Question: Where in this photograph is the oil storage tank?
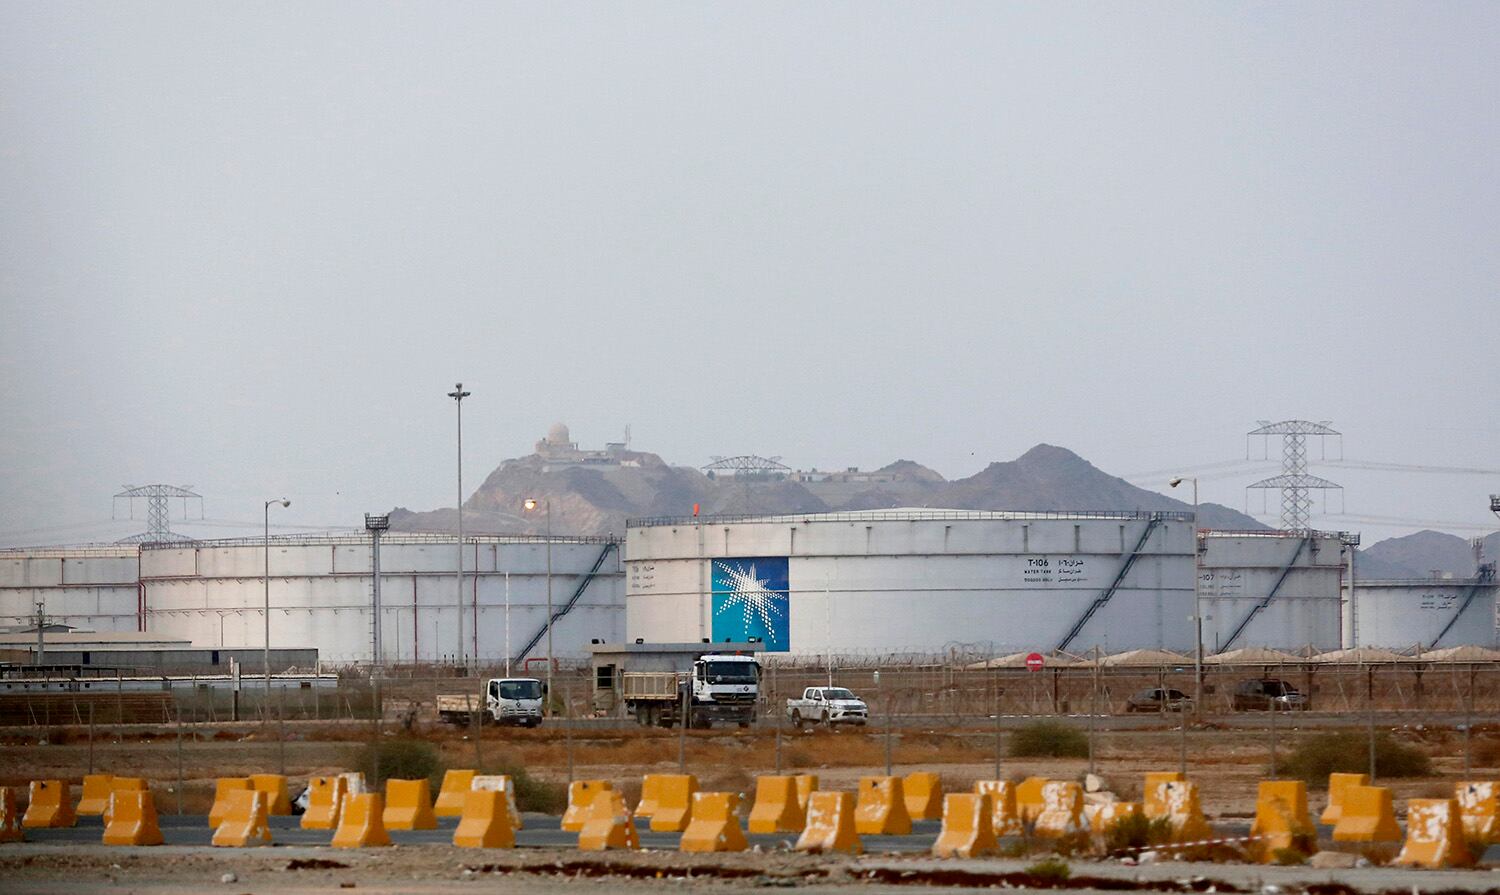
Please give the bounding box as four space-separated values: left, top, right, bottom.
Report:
0 546 141 634
139 533 623 664
1197 530 1348 654
625 508 1196 657
1354 567 1498 649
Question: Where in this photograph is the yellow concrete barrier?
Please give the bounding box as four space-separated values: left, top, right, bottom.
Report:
1015 776 1049 823
1320 772 1368 826
1394 798 1473 869
102 790 164 846
748 775 805 834
1034 781 1086 838
22 780 75 829
1091 801 1141 837
382 778 438 830
0 787 24 843
1331 785 1401 843
433 769 475 818
338 772 368 797
794 774 818 814
681 792 748 853
562 780 612 832
855 776 911 836
795 790 862 855
331 793 392 848
453 789 515 849
102 778 148 825
248 774 291 816
472 775 523 831
973 781 1022 837
933 792 997 858
1143 771 1186 820
903 772 943 821
211 789 271 847
1160 780 1212 843
1455 781 1498 844
76 775 114 816
301 775 347 830
635 774 663 819
648 774 698 833
1249 780 1315 861
208 778 253 829
578 789 639 851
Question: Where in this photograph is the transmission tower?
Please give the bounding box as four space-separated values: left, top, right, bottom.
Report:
113 484 203 544
1491 494 1499 520
1245 420 1342 531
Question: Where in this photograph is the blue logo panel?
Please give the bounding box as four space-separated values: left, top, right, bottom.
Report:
711 557 790 651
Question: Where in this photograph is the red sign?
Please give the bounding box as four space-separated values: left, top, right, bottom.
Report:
1025 652 1045 672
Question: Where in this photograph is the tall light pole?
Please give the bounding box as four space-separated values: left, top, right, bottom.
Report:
524 497 553 714
264 498 291 694
1169 477 1202 712
448 383 470 668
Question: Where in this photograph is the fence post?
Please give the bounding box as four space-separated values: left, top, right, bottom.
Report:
677 682 688 773
993 668 1002 781
1268 697 1279 778
176 708 185 815
87 701 95 775
565 676 575 784
277 685 287 775
1367 666 1377 782
773 662 782 774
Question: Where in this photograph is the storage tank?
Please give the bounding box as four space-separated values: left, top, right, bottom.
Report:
625 508 1196 657
0 546 141 633
139 533 623 664
1197 531 1347 653
1354 569 1498 649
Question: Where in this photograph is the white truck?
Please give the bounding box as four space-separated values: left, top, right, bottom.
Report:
786 686 868 727
590 642 764 729
437 677 545 727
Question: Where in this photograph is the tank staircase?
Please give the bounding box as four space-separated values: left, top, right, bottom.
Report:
512 541 618 667
1056 515 1163 653
1429 561 1496 649
1219 533 1312 651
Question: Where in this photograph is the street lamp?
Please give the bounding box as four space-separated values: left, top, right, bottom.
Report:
264 498 291 698
524 497 553 714
1168 477 1202 713
448 383 471 667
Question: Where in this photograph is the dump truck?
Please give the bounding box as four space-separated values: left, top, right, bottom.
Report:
437 677 545 727
589 641 765 729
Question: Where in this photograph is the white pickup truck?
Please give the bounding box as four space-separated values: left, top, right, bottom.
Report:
786 686 868 727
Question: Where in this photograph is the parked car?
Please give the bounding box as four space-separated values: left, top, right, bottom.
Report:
787 687 868 727
1125 687 1194 712
1232 678 1310 711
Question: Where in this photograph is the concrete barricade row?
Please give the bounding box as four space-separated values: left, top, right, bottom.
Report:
1395 798 1472 869
1034 781 1086 838
434 770 476 818
648 774 697 833
383 779 437 831
902 772 943 821
1331 785 1401 844
1320 772 1368 826
249 774 291 816
854 776 911 836
578 790 638 851
102 790 164 846
973 780 1022 837
562 781 611 833
76 775 114 817
1455 781 1498 844
208 778 253 830
748 775 805 834
472 775 523 831
301 776 347 831
1248 780 1314 862
680 792 747 853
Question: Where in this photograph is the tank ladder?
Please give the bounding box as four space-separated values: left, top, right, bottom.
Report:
512 541 618 666
1219 533 1312 651
1428 562 1496 649
1056 515 1164 653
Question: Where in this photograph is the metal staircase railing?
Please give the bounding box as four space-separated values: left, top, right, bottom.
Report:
1429 562 1496 649
513 542 617 666
1056 515 1163 652
1220 533 1311 651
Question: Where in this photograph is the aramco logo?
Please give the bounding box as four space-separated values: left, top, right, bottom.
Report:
710 557 789 651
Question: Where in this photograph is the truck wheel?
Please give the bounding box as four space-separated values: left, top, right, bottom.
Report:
791 711 803 729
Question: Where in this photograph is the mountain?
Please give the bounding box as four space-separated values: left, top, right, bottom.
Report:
1358 530 1500 579
388 432 1268 536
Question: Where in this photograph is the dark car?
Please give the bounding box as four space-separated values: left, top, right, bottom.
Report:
1125 687 1194 713
1232 678 1309 711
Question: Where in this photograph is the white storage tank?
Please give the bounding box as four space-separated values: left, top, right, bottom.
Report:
139 533 624 664
625 508 1197 657
1198 531 1348 654
0 546 141 633
1354 570 1498 649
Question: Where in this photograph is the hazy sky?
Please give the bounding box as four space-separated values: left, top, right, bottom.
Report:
2 2 1497 547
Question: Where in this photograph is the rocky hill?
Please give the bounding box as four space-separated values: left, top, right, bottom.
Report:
389 438 1264 536
1358 529 1500 579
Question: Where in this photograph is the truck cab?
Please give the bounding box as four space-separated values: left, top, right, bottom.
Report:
487 677 544 727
